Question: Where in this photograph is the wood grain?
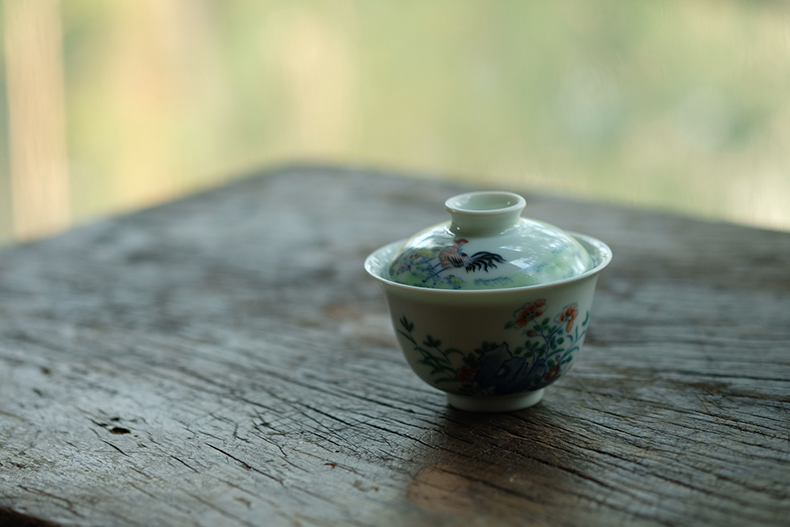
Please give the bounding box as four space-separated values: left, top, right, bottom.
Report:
1 165 788 526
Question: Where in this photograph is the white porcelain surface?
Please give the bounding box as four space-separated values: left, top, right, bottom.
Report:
446 389 545 413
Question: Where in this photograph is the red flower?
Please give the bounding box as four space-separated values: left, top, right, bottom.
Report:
527 330 537 337
545 363 561 381
456 365 478 384
515 300 547 327
557 304 578 332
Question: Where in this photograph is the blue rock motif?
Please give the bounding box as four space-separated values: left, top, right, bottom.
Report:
473 344 547 395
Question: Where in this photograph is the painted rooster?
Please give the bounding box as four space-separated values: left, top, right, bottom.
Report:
438 239 505 273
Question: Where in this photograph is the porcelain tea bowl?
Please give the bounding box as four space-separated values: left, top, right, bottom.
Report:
364 191 612 413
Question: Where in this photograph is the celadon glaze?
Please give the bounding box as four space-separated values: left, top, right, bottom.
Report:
386 191 593 290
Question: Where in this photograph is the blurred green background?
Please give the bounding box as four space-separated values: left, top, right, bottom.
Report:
1 0 789 243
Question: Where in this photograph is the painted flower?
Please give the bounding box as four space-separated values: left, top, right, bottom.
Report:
515 300 547 328
557 303 578 332
527 330 537 337
545 363 561 381
456 365 478 384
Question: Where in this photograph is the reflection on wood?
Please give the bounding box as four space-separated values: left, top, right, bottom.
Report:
3 0 70 240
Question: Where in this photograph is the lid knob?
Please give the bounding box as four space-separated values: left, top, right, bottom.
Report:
445 191 526 236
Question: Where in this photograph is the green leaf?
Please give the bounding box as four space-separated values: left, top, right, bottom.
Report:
417 357 435 368
399 316 414 333
504 321 515 330
542 318 550 326
423 336 441 348
557 338 564 345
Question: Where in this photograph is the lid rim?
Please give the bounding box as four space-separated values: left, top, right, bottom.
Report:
366 232 613 295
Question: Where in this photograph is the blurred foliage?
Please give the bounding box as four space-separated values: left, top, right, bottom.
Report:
1 0 789 243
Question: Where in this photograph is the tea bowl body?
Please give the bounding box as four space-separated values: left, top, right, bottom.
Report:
365 233 611 412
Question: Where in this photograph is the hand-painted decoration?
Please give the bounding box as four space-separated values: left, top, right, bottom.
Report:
397 299 589 396
438 239 505 272
388 239 507 289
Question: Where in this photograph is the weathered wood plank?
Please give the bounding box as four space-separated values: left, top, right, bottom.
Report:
1 165 789 526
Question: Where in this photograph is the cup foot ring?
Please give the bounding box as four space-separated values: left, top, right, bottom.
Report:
446 389 545 413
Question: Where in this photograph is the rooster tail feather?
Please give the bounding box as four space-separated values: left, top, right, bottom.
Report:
464 251 505 273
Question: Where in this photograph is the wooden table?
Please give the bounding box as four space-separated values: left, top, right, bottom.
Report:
1 166 789 527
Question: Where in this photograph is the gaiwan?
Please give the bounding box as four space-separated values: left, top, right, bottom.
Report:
365 191 612 412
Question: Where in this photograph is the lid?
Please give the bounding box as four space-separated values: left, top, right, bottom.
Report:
386 191 594 290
